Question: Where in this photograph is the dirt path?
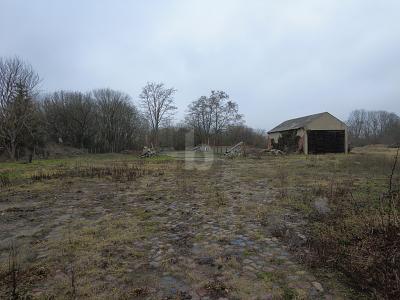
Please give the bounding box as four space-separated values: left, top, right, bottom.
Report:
0 158 353 299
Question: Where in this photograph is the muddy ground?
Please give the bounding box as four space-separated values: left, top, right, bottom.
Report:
0 153 364 299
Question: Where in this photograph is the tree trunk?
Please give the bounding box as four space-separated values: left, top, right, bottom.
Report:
8 139 17 161
153 129 159 149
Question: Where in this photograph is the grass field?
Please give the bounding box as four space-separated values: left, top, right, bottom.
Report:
0 146 399 299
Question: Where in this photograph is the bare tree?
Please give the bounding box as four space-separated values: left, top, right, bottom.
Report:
139 82 177 147
43 91 96 149
186 90 243 145
0 57 40 159
43 89 148 152
93 88 143 152
348 109 400 146
209 91 243 142
347 109 367 140
66 92 96 149
42 91 70 144
186 96 213 144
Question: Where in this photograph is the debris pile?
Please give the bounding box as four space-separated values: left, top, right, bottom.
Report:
224 142 244 158
192 144 210 152
140 146 157 158
264 149 286 156
389 143 400 148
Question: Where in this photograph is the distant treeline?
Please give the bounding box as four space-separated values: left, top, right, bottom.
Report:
0 57 265 160
2 57 398 160
347 109 400 146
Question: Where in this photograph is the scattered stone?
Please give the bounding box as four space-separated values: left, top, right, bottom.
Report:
314 197 331 215
243 265 256 272
287 275 299 281
3 158 349 299
288 231 307 247
54 269 68 281
243 258 253 264
196 287 208 297
195 256 215 266
312 281 324 292
149 261 160 268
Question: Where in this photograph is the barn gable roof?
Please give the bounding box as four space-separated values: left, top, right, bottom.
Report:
268 112 330 133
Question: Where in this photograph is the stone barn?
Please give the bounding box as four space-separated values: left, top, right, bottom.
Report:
267 112 348 154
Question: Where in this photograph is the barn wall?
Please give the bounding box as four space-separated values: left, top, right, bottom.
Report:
267 129 306 153
306 113 347 130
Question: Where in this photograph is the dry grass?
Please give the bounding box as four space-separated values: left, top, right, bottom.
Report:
1 147 398 298
31 163 159 182
0 173 11 187
265 147 400 298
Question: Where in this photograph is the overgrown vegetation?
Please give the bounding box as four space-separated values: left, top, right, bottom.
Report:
1 146 399 298
272 146 400 298
0 153 173 185
30 163 159 182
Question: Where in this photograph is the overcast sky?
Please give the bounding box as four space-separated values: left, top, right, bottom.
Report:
1 0 399 129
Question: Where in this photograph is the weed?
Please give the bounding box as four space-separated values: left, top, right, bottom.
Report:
215 190 228 207
258 271 278 282
282 285 298 300
204 186 228 208
0 173 11 187
132 287 149 297
204 278 230 298
65 222 78 299
276 168 289 198
8 241 19 300
31 163 156 182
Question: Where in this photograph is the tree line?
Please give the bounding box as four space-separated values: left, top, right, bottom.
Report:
0 57 265 160
347 109 400 146
2 56 398 160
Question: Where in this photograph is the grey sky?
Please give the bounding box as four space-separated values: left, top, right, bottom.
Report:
1 0 399 130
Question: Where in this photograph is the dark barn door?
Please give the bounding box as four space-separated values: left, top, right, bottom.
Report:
307 130 345 154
